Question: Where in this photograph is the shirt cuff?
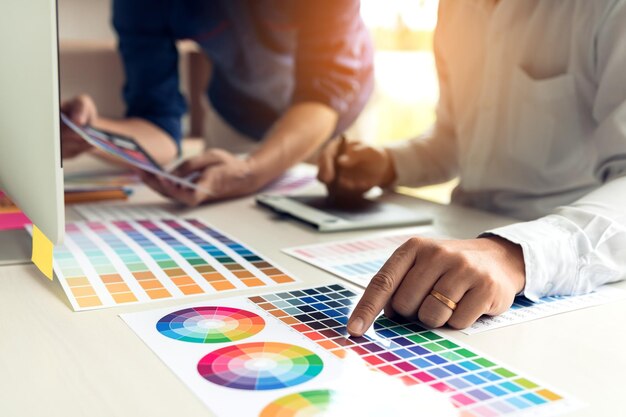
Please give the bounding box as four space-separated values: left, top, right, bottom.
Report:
386 141 428 187
480 216 581 301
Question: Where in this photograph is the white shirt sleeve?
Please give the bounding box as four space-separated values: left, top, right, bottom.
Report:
485 177 626 300
485 4 626 300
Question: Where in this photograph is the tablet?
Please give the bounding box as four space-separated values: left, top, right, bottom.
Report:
256 194 432 232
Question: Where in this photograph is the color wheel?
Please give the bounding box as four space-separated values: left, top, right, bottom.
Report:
260 390 336 417
156 307 264 343
197 342 323 390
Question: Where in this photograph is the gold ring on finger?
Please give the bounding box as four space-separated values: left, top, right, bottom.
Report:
430 289 458 311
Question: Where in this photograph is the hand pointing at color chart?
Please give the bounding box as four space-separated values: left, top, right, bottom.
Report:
346 236 527 336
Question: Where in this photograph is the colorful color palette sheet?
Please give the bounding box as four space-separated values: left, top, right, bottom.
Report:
121 284 578 417
53 218 296 310
283 229 439 287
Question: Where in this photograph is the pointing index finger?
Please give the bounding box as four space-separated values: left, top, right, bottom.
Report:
347 238 419 337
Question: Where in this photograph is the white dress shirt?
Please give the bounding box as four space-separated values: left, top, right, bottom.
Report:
388 0 626 300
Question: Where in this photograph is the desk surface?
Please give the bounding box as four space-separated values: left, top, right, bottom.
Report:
0 184 623 417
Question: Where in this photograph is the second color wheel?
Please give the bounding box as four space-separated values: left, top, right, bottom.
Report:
198 342 323 390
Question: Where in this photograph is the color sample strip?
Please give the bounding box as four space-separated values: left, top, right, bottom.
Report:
283 230 438 287
66 223 137 304
188 219 295 285
197 342 323 390
163 219 259 289
136 219 232 293
112 220 176 299
51 219 297 311
54 224 102 308
248 284 570 417
260 390 335 417
86 221 170 300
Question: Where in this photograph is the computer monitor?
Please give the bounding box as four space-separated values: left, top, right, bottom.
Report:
0 0 64 265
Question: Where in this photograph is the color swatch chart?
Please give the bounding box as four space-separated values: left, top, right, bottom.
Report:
122 284 577 417
464 285 626 334
284 229 439 287
53 218 296 310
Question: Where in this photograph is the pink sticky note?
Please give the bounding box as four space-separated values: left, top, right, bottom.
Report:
0 190 32 230
0 212 31 231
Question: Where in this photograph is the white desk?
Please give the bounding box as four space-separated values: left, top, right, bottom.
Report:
0 185 623 417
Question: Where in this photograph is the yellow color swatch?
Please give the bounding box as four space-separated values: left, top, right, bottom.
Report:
32 225 54 280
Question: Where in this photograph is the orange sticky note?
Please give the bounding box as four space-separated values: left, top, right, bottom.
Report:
32 225 54 280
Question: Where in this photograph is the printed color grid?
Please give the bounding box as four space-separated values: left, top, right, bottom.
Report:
52 219 296 311
248 284 574 417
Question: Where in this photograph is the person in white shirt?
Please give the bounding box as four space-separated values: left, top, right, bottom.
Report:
317 0 626 336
